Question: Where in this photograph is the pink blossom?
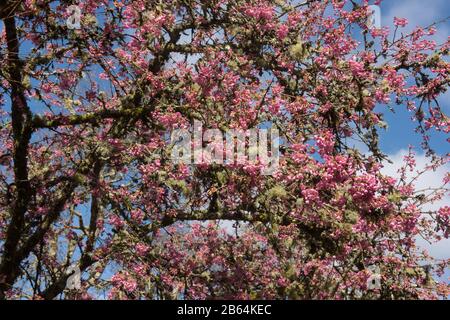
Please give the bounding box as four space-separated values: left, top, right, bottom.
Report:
302 188 320 205
394 17 408 27
135 243 150 256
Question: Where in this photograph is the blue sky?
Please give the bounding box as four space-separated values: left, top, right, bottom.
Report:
376 0 449 155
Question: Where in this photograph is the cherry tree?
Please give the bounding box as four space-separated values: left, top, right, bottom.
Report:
0 0 449 299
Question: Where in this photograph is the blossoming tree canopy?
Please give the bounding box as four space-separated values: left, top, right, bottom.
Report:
0 0 449 299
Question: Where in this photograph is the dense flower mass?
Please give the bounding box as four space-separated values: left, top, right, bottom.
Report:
0 0 448 300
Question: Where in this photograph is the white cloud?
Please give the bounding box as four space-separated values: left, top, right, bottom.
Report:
382 150 450 260
382 150 449 209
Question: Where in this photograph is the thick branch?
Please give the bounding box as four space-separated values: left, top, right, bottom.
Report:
0 13 33 299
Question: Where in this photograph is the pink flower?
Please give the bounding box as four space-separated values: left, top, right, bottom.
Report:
348 58 366 77
277 25 289 39
302 188 320 204
111 272 138 294
109 215 124 229
244 6 274 20
394 17 408 27
135 243 150 256
315 130 335 156
131 209 144 223
122 279 137 293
